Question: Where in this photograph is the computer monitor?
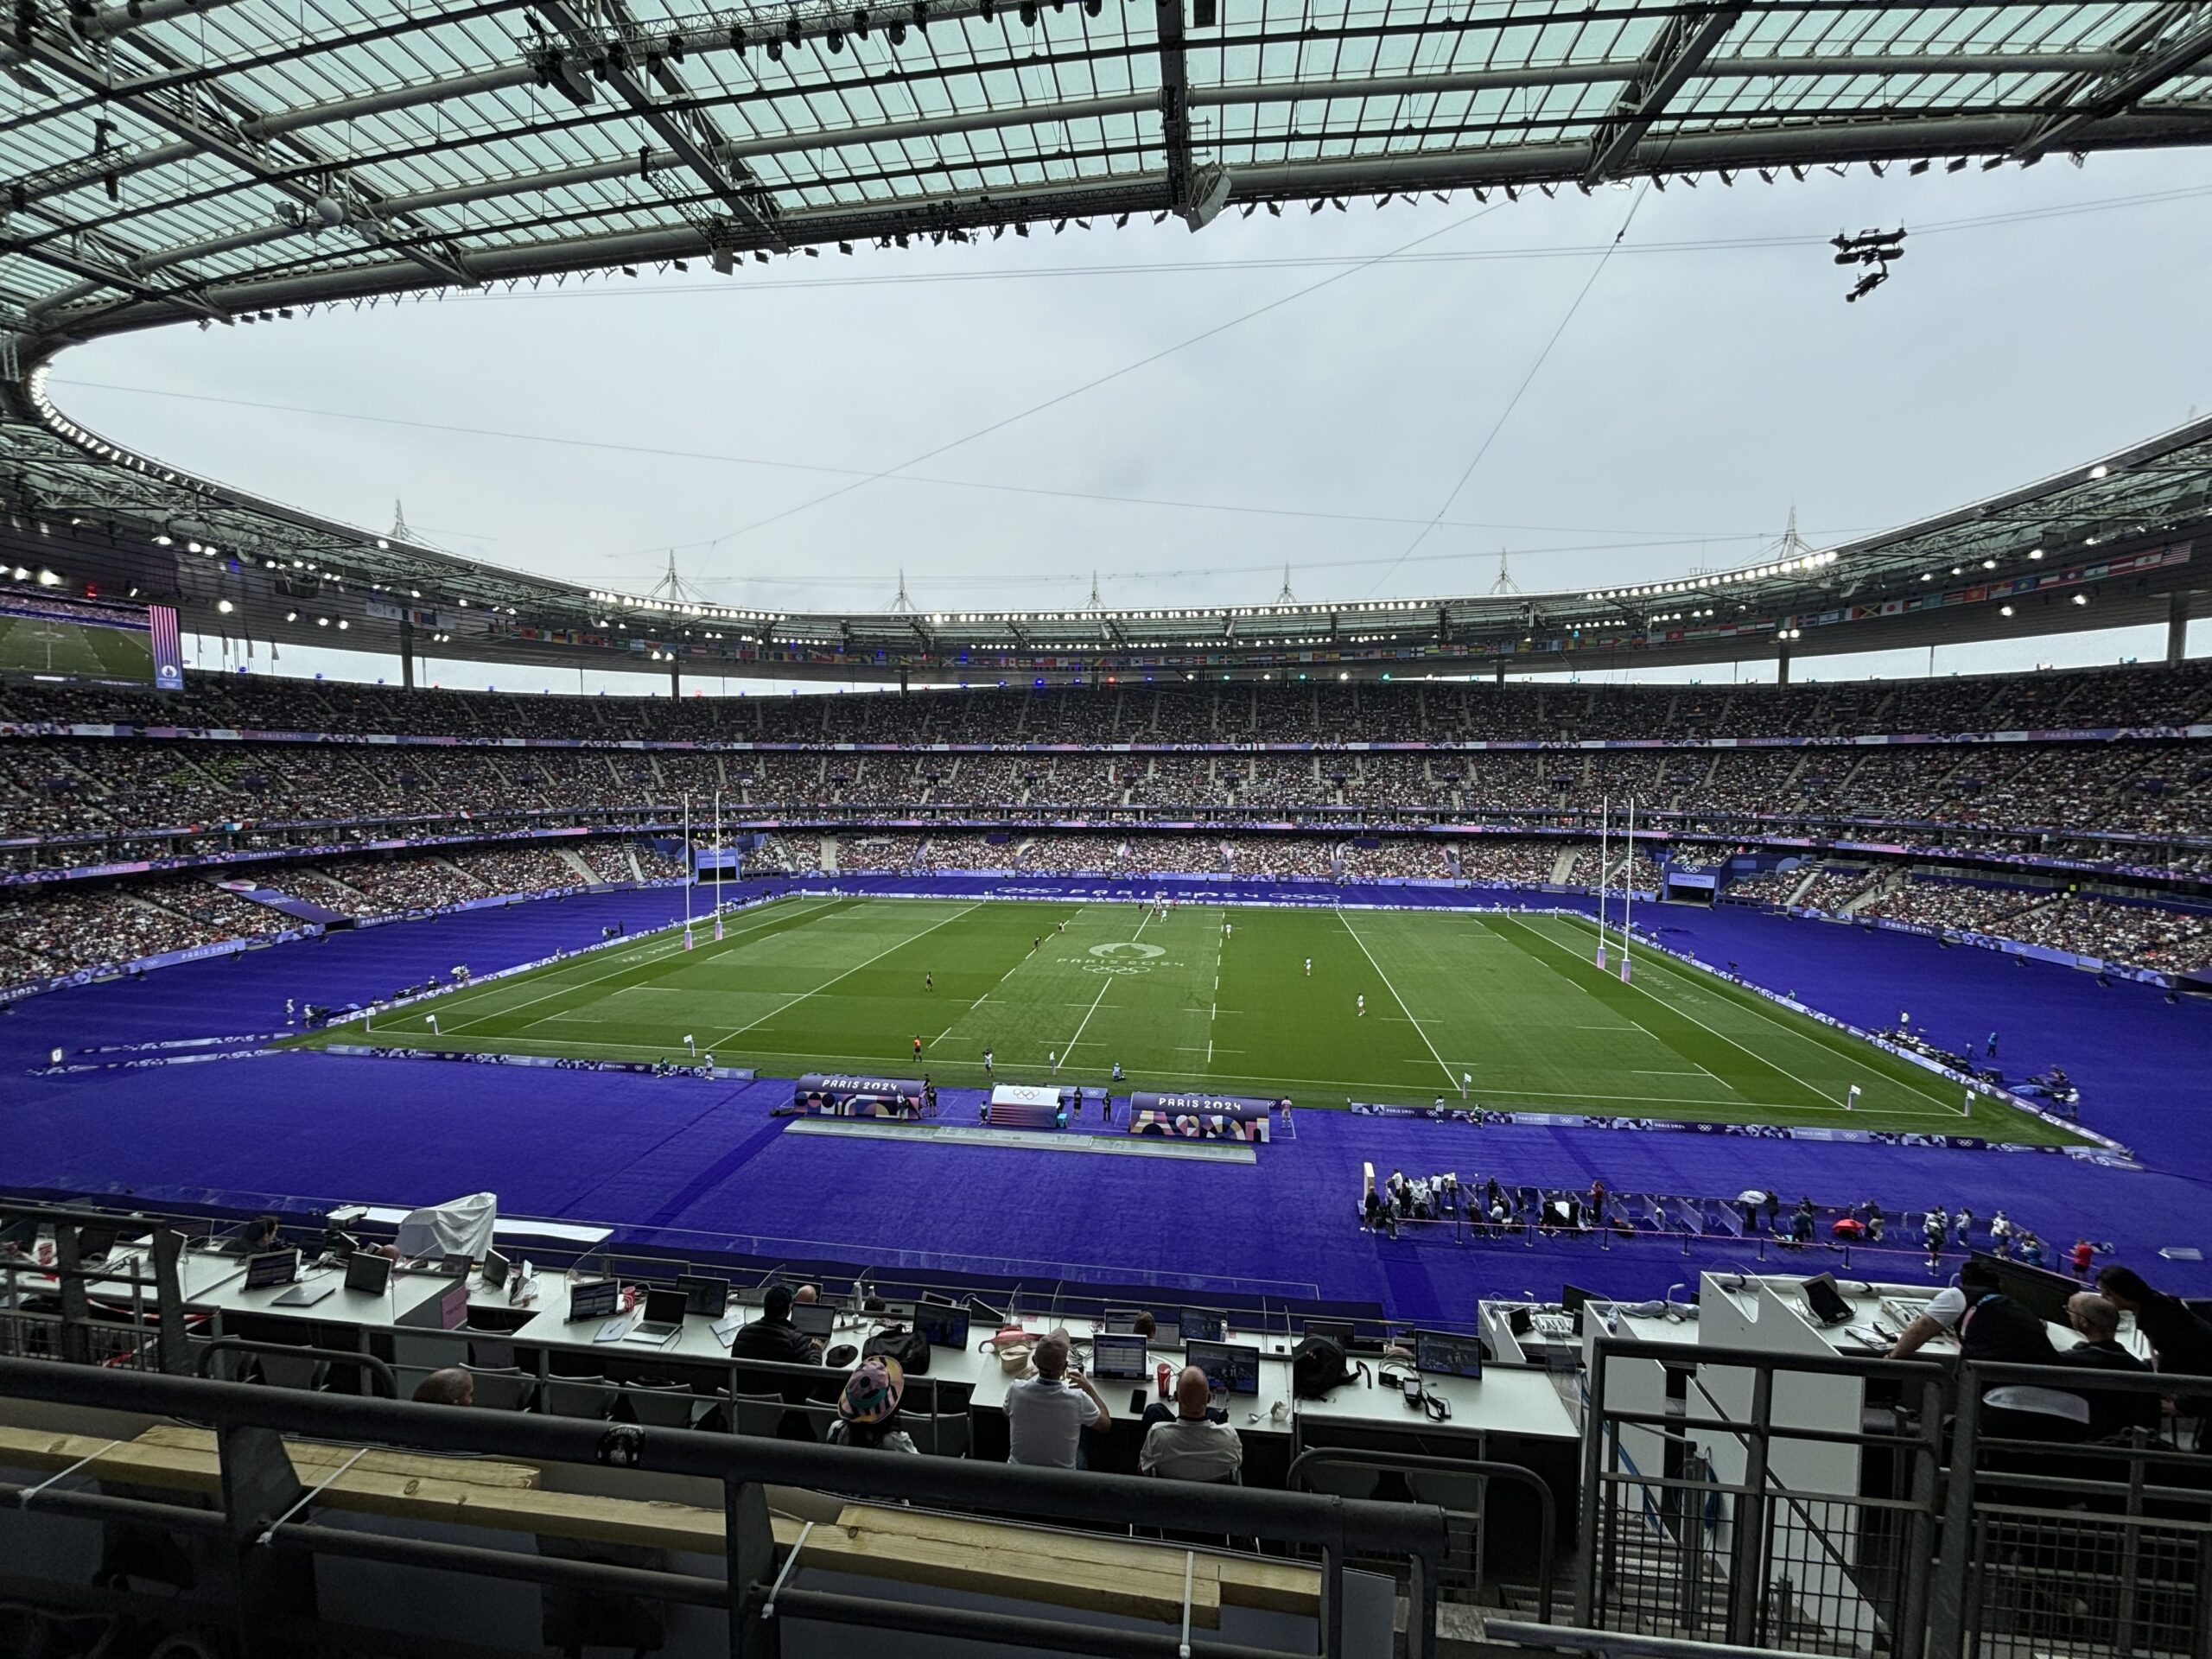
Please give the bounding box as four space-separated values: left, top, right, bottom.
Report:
792 1302 836 1338
679 1274 729 1317
344 1253 392 1296
1102 1308 1147 1336
75 1225 118 1264
1560 1284 1597 1314
1413 1330 1484 1380
245 1249 300 1290
920 1290 954 1307
1186 1339 1261 1396
568 1279 622 1322
482 1250 511 1291
1802 1274 1854 1327
916 1305 970 1349
0 1217 35 1255
1974 1254 2079 1329
1178 1309 1226 1344
642 1287 688 1328
1302 1319 1354 1348
1090 1332 1149 1379
438 1252 474 1278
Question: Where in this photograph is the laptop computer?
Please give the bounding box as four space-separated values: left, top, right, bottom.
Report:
1102 1307 1147 1336
917 1305 970 1349
272 1280 337 1308
1413 1329 1484 1380
567 1279 623 1322
792 1302 836 1339
1178 1309 1226 1344
1186 1339 1261 1396
1090 1332 1149 1380
482 1249 512 1292
344 1253 392 1296
245 1249 301 1291
679 1274 729 1317
627 1287 688 1344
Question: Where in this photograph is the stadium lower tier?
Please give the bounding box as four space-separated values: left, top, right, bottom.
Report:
3 831 2208 997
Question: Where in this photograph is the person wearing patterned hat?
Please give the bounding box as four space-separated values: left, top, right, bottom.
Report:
827 1357 918 1453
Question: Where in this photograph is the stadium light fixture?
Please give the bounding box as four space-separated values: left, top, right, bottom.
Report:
2029 548 2044 559
217 599 234 613
337 620 349 631
2000 604 2014 617
2074 593 2089 605
317 616 329 626
285 610 298 622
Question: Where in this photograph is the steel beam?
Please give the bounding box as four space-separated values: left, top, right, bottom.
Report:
2012 3 2212 161
1156 0 1194 215
1585 4 1745 186
533 0 785 249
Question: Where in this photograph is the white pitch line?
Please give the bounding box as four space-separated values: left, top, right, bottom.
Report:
1059 902 1154 1061
454 895 837 1037
701 902 982 1051
1337 908 1459 1090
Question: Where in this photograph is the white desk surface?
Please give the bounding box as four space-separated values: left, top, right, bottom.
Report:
53 1250 1574 1440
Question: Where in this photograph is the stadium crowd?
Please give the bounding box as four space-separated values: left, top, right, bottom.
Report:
9 656 2207 745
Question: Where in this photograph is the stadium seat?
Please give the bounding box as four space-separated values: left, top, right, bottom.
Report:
542 1374 616 1421
461 1364 538 1413
622 1383 702 1430
720 1389 788 1440
905 1410 972 1459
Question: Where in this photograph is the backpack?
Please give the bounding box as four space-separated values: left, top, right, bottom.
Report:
1292 1334 1352 1398
862 1325 931 1376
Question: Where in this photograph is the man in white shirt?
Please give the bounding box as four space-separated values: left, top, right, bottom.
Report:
1141 1365 1243 1483
1005 1333 1110 1468
1888 1260 2089 1444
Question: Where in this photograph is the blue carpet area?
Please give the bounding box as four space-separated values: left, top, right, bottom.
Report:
5 880 2209 1320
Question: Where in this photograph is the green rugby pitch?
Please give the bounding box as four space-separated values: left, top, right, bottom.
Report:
287 895 2085 1145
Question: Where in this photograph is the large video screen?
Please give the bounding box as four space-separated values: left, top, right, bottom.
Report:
0 594 181 690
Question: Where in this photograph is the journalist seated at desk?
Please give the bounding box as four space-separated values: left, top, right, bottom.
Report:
1141 1365 1243 1483
1006 1333 1110 1469
731 1283 823 1364
827 1357 918 1454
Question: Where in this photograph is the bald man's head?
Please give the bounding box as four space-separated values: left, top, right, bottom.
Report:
2069 1293 2121 1341
794 1283 819 1305
1176 1365 1213 1419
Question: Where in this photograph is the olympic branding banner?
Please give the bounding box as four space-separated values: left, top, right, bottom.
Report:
1127 1090 1279 1143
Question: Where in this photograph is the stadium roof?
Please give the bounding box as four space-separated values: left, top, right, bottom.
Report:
1 0 2210 681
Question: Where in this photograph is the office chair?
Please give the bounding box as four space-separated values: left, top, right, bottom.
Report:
460 1364 539 1413
622 1383 701 1431
542 1374 616 1420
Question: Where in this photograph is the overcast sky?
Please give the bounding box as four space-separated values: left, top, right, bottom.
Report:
53 144 2212 694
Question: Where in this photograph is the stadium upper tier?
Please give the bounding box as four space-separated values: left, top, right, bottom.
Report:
3 660 2209 884
0 0 2209 682
6 652 2209 740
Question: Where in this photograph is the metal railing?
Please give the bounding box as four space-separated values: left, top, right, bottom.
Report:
0 1354 1449 1659
1287 1447 1559 1622
1579 1338 2212 1659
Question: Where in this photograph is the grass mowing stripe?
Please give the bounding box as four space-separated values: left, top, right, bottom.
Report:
699 901 984 1052
1336 906 1458 1091
1062 903 1153 1061
1490 913 1839 1112
1548 912 1969 1117
1528 912 1966 1118
447 896 843 1037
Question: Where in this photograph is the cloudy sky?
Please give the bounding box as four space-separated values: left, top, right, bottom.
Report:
52 143 2212 691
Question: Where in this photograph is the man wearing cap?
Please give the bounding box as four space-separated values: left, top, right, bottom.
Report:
827 1358 919 1453
1141 1365 1243 1483
731 1284 824 1365
1005 1332 1110 1468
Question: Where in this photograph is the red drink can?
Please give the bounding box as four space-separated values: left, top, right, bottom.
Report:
1156 1361 1173 1399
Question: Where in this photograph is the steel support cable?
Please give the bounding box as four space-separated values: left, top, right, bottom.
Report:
683 202 1508 553
1363 181 1651 599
